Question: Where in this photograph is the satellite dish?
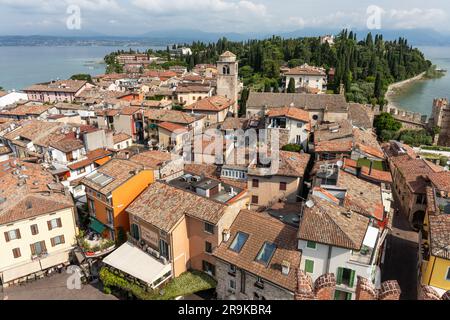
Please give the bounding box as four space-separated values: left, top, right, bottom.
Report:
336 160 344 168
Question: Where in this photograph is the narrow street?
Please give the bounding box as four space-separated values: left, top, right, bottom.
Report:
382 208 419 300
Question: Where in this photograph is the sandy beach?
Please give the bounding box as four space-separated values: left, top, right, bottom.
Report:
384 72 426 109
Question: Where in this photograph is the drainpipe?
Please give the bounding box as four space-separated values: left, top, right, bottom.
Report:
326 245 332 273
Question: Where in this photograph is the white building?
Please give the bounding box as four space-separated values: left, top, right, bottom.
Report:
266 106 311 149
284 64 327 94
297 195 384 300
0 160 77 287
0 91 28 108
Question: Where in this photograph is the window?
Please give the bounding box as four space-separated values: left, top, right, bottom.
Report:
305 259 314 273
106 208 114 225
4 229 21 242
76 167 86 175
306 241 317 249
296 135 302 145
252 179 259 188
89 199 96 216
280 182 287 191
336 267 356 287
131 224 140 241
12 248 21 259
297 122 303 128
202 260 216 276
160 239 170 260
228 264 236 275
229 232 249 253
229 279 236 291
51 235 65 247
205 241 213 254
204 222 215 234
255 242 276 266
255 276 264 289
30 241 47 256
47 218 62 230
240 271 246 293
334 290 352 300
30 224 39 236
312 115 319 121
251 195 259 204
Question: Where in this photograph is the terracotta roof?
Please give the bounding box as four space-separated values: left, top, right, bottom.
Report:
120 106 142 115
3 120 63 146
429 171 450 193
390 157 443 194
0 159 73 225
113 132 132 144
144 109 199 125
267 106 310 123
220 51 237 58
298 195 370 250
219 117 249 131
278 151 311 177
0 104 50 116
348 103 374 129
428 214 450 260
213 210 300 292
184 96 233 112
158 121 188 133
176 85 211 93
24 80 87 93
50 138 84 153
185 163 248 190
314 120 353 143
315 139 353 153
130 151 174 169
81 158 145 194
127 182 227 232
246 92 348 113
67 148 113 171
285 65 326 76
337 170 385 221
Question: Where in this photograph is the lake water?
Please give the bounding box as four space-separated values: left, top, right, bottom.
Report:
0 46 163 91
389 46 450 116
0 45 449 116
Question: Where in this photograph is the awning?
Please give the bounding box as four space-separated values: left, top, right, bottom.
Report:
363 226 379 249
1 261 42 283
95 157 111 166
103 242 172 287
39 251 70 270
89 217 106 234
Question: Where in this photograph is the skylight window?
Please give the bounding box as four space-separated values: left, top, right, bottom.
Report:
229 232 249 253
255 242 276 266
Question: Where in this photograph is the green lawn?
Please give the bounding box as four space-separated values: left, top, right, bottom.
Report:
100 268 216 300
357 158 385 171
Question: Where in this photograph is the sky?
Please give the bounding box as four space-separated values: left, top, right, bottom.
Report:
1 0 450 36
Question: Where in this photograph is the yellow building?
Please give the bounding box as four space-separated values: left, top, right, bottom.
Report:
419 177 450 296
81 158 154 241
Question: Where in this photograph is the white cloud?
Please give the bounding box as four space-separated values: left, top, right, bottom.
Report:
388 8 447 30
132 0 266 16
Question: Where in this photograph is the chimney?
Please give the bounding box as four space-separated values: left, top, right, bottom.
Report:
281 260 291 276
223 229 231 242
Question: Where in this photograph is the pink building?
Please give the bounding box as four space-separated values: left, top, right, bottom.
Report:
24 80 90 103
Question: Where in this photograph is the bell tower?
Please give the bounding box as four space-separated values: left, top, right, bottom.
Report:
217 51 239 117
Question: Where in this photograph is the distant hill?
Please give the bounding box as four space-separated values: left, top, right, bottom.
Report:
1 28 450 47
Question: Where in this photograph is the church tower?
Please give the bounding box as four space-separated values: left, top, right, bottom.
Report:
217 51 239 117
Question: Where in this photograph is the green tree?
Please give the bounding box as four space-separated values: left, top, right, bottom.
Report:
281 144 302 152
374 112 402 136
287 78 296 93
239 87 250 117
374 72 382 100
70 74 92 83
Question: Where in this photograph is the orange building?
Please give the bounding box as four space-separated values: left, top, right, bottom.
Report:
81 158 154 241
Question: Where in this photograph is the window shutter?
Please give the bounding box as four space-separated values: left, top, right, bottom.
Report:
346 292 352 300
4 231 10 242
336 267 343 285
41 241 47 252
61 235 65 244
349 270 356 288
47 221 52 230
51 237 55 247
334 290 340 300
57 218 62 228
30 244 36 256
16 229 21 239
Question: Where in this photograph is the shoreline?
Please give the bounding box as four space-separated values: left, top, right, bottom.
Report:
384 72 426 110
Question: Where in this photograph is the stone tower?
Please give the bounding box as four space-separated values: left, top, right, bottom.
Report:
430 98 450 147
217 51 239 117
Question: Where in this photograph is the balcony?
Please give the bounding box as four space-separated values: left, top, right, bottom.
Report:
77 229 116 258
